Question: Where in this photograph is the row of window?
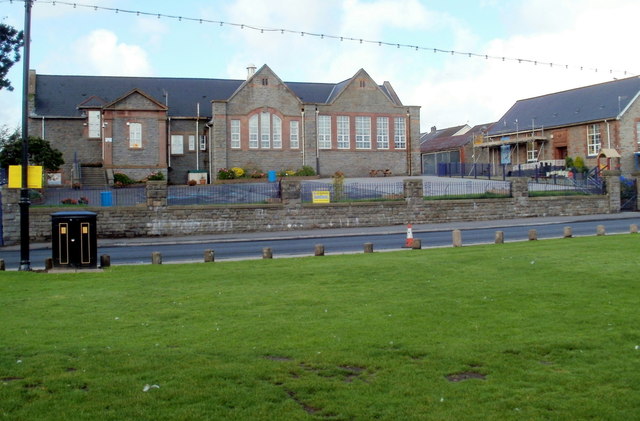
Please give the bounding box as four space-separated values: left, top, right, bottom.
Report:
230 113 406 150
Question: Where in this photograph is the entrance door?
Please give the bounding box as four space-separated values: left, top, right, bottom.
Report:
554 146 567 161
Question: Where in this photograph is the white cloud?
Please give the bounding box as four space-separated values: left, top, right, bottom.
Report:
73 30 153 76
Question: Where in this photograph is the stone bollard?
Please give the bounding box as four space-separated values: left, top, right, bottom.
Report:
100 255 111 268
563 226 572 238
204 249 215 263
363 243 374 253
495 231 504 244
452 230 462 247
44 258 53 271
630 224 638 234
411 238 422 249
528 229 537 241
152 252 162 265
596 225 606 236
314 244 325 256
262 247 273 259
0 259 4 271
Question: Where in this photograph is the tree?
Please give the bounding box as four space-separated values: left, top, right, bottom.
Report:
0 22 24 91
0 128 64 171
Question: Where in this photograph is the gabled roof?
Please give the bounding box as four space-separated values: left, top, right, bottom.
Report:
421 123 492 153
33 65 405 118
103 88 168 111
488 75 640 137
420 124 469 144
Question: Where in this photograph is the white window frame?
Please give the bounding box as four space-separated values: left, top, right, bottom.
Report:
260 112 271 148
318 115 331 149
355 116 371 149
587 124 601 156
88 110 101 138
200 135 207 151
337 116 350 149
377 117 389 149
394 117 406 149
527 141 538 163
188 135 196 152
249 115 259 149
290 120 299 149
231 120 241 149
171 134 184 155
636 121 640 145
129 122 142 149
273 115 282 149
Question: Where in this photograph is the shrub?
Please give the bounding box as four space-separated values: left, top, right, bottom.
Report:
231 167 245 178
147 172 165 181
574 156 585 172
113 173 136 186
295 165 316 176
217 168 235 180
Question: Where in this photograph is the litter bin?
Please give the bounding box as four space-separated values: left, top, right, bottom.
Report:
51 211 98 268
100 191 113 206
267 170 277 182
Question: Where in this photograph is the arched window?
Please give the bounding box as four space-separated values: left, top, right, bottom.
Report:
249 115 259 148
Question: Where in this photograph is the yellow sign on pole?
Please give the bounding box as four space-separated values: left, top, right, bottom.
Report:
8 165 43 188
312 190 331 203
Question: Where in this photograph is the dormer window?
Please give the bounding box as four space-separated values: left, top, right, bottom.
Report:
87 110 101 138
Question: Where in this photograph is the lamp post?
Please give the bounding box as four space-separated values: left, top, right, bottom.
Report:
19 0 33 271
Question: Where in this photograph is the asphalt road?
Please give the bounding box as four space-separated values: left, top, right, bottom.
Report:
1 213 639 270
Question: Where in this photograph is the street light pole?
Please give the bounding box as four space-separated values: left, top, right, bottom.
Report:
19 0 33 271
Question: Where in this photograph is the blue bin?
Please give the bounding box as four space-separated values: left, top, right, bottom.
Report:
267 170 277 182
100 191 113 207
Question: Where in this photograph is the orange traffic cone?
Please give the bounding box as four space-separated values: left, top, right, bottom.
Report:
403 223 414 248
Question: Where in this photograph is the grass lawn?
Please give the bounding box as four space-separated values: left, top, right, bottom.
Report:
1 235 639 420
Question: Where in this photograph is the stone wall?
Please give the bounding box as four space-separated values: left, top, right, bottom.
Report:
0 176 627 245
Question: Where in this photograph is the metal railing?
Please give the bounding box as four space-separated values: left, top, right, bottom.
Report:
167 183 280 205
301 181 404 203
30 186 146 206
423 180 512 199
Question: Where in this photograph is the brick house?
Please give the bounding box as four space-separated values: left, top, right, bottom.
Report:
476 76 640 175
420 124 493 175
27 64 421 185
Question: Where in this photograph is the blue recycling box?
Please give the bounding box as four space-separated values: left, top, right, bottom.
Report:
100 191 113 206
267 170 277 182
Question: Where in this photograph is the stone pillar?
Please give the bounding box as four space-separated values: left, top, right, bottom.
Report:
403 179 424 199
280 180 301 204
146 180 167 209
211 101 228 178
1 186 20 246
603 172 621 213
511 178 529 200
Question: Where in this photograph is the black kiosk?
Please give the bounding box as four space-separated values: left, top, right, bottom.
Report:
51 211 97 268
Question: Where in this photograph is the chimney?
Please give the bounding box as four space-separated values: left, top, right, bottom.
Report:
246 64 256 80
430 126 437 133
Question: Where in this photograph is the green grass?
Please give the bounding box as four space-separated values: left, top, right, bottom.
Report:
1 235 639 420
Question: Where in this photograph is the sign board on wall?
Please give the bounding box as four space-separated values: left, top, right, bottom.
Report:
312 191 331 203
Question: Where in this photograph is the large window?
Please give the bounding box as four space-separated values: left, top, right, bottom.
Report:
337 116 350 149
188 135 196 151
355 116 371 149
260 112 271 148
171 134 184 155
129 123 142 149
377 117 389 149
318 115 331 149
290 121 299 149
272 115 282 149
249 115 259 148
230 120 241 149
88 110 101 138
394 117 406 149
587 124 601 156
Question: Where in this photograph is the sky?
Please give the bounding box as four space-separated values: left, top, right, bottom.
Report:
1 0 639 133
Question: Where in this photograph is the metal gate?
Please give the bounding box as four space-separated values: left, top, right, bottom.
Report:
620 178 637 211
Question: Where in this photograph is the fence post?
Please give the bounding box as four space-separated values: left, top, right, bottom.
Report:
528 229 537 241
204 249 215 262
596 225 606 236
631 224 638 234
314 244 325 256
364 242 374 253
411 239 422 249
262 247 273 259
563 227 572 238
452 229 462 247
152 252 162 264
494 231 504 244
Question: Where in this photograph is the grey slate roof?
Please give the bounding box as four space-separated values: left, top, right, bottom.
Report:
34 72 400 118
488 76 640 137
420 125 468 144
421 123 493 153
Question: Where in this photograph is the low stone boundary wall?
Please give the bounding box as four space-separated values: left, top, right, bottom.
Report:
0 176 626 244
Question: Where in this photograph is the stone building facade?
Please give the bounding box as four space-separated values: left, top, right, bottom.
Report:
27 65 421 185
